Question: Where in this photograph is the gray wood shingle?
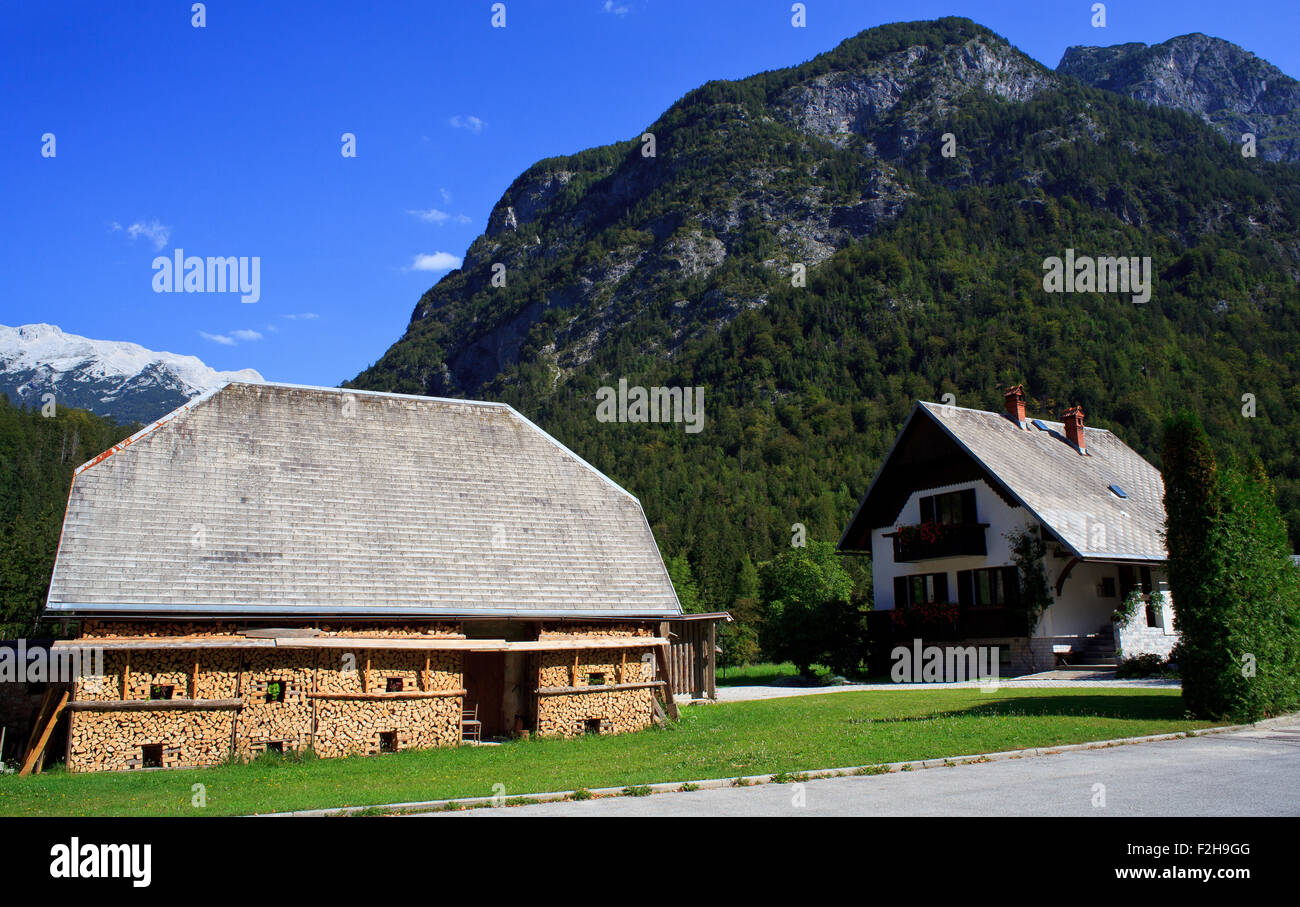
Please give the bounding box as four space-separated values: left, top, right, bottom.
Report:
45 383 682 618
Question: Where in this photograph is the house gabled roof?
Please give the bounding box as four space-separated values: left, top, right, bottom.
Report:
838 401 1167 562
45 382 681 619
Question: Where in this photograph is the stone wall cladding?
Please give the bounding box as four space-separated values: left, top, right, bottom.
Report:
1116 612 1180 661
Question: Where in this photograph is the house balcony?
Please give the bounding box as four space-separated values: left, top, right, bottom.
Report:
889 605 1030 641
887 522 989 562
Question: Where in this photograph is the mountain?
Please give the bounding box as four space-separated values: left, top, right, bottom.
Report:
0 323 263 425
1058 33 1300 164
348 18 1300 631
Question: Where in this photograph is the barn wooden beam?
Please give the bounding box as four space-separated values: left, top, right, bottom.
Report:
654 644 679 720
66 698 244 712
19 689 69 776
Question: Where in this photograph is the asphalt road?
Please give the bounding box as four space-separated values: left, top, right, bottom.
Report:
423 720 1300 817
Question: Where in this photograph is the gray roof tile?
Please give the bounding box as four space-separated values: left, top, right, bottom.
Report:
45 383 682 618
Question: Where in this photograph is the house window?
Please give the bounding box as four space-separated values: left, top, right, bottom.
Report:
957 567 1019 608
1145 597 1163 628
894 572 949 607
385 677 403 693
265 680 287 703
141 744 163 768
919 489 977 526
586 672 606 686
1097 577 1117 598
149 684 174 701
1118 565 1153 600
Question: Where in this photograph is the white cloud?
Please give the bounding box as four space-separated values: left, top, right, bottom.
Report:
282 312 319 320
440 187 453 205
406 207 471 225
410 252 463 272
112 218 172 250
200 328 262 345
449 115 485 133
603 1 629 14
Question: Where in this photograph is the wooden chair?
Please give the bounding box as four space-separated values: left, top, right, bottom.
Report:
461 704 482 744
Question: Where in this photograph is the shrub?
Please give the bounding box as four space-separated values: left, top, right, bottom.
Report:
1162 413 1300 720
1115 653 1172 678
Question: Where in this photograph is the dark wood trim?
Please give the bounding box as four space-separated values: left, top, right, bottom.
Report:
66 698 244 712
534 681 665 695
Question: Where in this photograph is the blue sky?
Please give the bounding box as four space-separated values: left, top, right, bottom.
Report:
3 0 1297 387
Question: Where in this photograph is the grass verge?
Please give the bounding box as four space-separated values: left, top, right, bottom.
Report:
0 688 1210 816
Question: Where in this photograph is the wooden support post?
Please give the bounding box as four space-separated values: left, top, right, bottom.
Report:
423 654 430 692
707 621 717 700
571 652 579 687
618 650 626 684
364 652 371 694
121 649 130 700
191 654 200 700
653 644 679 720
20 690 69 776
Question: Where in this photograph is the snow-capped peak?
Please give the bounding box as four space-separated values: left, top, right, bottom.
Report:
0 323 262 393
0 323 263 424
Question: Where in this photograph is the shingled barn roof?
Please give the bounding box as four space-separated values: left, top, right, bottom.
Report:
839 401 1167 562
45 382 681 619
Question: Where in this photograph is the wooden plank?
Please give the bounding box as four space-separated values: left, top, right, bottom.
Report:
271 636 668 652
66 698 244 712
707 621 717 700
54 638 278 651
306 689 466 701
273 637 488 650
20 688 58 767
122 650 130 699
191 654 200 700
535 681 664 695
19 690 69 776
654 644 679 720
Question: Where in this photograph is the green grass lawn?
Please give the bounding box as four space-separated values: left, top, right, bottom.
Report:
715 661 810 686
0 688 1210 817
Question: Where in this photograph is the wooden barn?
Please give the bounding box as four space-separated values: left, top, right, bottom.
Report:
35 381 718 773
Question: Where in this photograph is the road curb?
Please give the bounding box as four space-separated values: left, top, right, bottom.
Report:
257 712 1300 817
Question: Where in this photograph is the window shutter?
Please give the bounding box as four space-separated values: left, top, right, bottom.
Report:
957 570 973 608
920 495 935 523
1002 567 1020 606
960 488 977 524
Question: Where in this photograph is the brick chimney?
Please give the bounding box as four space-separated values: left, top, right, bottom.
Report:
1003 384 1027 427
1063 406 1086 454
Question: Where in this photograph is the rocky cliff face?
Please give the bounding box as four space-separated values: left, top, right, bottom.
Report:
352 20 1300 405
355 19 1068 397
1058 33 1300 164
